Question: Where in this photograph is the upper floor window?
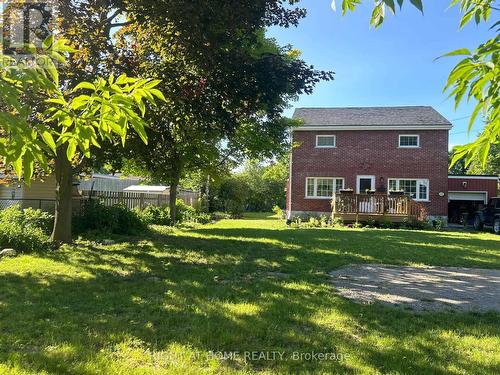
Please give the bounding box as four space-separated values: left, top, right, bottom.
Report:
306 177 344 199
316 135 336 148
389 178 429 201
399 135 420 148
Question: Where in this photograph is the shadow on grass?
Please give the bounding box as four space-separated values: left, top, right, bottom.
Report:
189 226 500 269
0 224 499 374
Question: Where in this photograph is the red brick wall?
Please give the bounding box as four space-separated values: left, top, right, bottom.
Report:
448 177 498 201
289 129 449 216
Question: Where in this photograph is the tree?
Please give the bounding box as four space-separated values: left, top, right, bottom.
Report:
332 0 499 168
115 7 331 222
449 148 469 175
468 143 500 175
0 39 163 243
208 157 289 213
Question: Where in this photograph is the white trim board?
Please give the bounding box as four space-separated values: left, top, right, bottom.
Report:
294 125 452 131
448 191 488 204
448 176 499 181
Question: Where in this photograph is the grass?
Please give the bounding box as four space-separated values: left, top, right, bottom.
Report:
0 213 499 374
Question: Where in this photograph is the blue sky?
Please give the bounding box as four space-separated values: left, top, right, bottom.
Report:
267 0 496 150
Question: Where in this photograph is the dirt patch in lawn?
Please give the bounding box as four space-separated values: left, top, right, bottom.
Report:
329 264 500 313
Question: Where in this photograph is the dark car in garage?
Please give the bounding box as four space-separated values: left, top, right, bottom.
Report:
473 197 500 234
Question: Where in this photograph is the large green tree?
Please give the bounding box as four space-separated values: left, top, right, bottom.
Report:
114 6 331 222
0 38 162 243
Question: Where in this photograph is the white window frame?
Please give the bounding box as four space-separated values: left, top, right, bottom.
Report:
305 177 345 199
356 175 376 194
315 135 336 148
398 134 420 148
388 178 430 202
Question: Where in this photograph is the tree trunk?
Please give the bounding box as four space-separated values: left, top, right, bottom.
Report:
205 174 210 210
169 174 180 224
51 147 73 244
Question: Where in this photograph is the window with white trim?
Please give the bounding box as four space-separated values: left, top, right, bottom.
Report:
306 177 344 198
388 178 429 201
316 135 336 148
399 135 420 148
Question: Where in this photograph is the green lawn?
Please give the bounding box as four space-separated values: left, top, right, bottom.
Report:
1 214 499 374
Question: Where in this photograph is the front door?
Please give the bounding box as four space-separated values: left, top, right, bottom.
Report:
357 175 375 194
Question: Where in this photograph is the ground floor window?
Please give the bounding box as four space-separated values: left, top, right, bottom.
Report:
388 178 429 201
306 177 344 198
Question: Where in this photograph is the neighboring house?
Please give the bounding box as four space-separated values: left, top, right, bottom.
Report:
286 106 498 224
79 174 144 192
0 175 59 212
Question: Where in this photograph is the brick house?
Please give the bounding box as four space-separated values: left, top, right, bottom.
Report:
286 106 498 223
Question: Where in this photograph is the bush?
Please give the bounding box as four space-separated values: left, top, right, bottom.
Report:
176 199 212 224
332 217 344 228
272 205 283 219
380 219 393 229
433 217 446 231
139 205 171 225
73 200 146 235
211 212 232 221
365 218 377 228
0 205 52 252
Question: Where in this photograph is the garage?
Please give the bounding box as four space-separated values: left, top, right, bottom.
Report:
448 192 488 224
448 175 498 225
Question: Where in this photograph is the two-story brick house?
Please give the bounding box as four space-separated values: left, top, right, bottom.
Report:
287 106 454 222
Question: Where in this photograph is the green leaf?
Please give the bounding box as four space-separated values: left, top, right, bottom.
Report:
370 3 385 28
66 141 77 161
41 131 57 154
73 82 96 92
435 48 471 61
23 152 34 183
129 118 148 145
12 157 23 178
45 97 67 106
42 35 54 50
409 0 423 12
150 88 167 102
459 10 475 28
383 0 396 14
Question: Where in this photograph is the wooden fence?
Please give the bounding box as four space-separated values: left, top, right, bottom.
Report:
81 190 199 210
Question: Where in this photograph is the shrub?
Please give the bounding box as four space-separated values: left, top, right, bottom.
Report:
73 200 146 235
175 199 197 222
380 219 393 229
273 205 283 218
332 217 344 228
433 217 446 231
139 205 171 225
211 212 232 221
0 205 52 252
319 215 329 228
352 222 363 229
365 218 377 228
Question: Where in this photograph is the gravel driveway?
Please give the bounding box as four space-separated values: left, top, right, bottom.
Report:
330 264 500 312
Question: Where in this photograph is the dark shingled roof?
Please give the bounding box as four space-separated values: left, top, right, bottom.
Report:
293 106 452 127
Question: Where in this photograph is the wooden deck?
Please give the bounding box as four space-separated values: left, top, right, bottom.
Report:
332 193 427 223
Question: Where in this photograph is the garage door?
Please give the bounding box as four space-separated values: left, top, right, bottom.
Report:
449 192 487 203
